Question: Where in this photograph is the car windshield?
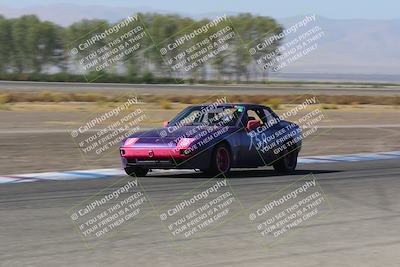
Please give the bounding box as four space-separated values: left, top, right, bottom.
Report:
169 105 244 127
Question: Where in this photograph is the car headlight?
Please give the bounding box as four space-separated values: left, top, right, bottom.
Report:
124 138 139 146
176 138 196 149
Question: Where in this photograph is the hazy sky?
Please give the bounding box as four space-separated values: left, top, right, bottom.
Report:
1 0 399 19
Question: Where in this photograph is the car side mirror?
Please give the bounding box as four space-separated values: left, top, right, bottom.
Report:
163 121 169 127
246 119 260 131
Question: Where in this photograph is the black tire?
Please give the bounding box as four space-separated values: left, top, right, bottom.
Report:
124 166 149 177
273 147 298 174
204 143 232 176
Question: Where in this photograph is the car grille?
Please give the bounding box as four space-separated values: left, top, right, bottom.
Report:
127 158 175 165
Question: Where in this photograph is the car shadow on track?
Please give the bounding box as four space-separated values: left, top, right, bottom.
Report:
148 168 341 179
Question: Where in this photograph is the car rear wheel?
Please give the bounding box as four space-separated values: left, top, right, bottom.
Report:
124 166 149 177
273 147 298 173
204 144 231 176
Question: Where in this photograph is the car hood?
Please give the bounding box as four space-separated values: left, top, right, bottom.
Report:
123 125 234 146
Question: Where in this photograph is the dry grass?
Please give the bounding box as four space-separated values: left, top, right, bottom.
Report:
159 99 172 109
1 91 108 103
0 103 9 110
321 103 339 109
265 98 281 109
0 94 10 110
0 91 399 107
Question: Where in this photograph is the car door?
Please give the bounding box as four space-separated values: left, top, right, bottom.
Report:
236 107 267 167
257 107 282 164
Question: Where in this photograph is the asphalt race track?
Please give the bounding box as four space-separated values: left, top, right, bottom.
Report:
1 159 399 267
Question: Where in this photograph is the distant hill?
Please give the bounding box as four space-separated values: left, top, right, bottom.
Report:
278 16 400 75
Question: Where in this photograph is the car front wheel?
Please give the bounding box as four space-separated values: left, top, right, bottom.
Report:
204 144 232 176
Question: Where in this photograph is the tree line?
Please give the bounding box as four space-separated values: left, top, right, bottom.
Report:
0 13 283 83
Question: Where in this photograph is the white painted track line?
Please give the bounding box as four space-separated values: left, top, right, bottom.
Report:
1 151 399 184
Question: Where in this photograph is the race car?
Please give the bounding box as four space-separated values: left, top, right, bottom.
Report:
120 103 302 177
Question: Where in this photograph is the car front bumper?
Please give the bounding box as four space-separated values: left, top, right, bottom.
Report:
120 146 211 170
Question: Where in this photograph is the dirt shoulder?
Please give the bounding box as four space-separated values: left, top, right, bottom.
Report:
0 103 399 174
